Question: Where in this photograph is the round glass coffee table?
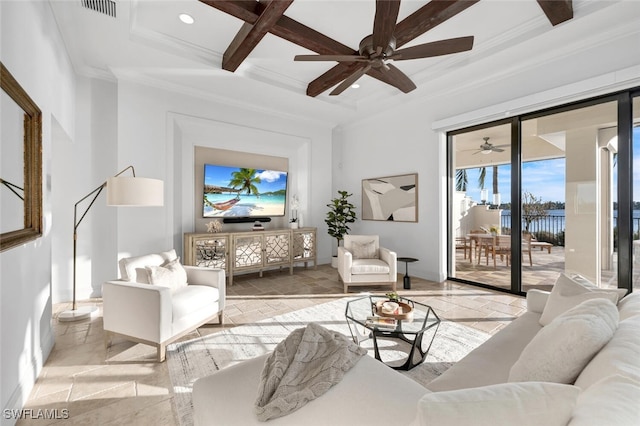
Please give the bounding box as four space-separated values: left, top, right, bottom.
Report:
345 295 440 370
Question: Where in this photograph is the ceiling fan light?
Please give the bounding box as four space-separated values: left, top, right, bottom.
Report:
480 150 492 155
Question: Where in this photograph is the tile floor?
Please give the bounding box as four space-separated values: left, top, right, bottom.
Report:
19 264 526 425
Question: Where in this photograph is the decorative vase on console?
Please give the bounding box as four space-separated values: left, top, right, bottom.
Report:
207 219 222 233
290 195 300 229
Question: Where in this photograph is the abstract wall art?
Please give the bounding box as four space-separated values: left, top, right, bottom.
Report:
362 173 418 222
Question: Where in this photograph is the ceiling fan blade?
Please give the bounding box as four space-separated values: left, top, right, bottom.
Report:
389 36 474 61
492 148 505 152
294 54 368 62
380 63 417 93
329 64 372 96
373 0 400 52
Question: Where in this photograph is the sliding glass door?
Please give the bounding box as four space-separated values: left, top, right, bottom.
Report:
450 122 512 291
448 89 638 294
520 101 618 291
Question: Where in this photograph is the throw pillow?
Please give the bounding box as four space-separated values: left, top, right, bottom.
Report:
351 240 378 259
509 298 619 384
145 257 188 291
568 272 628 300
119 249 177 281
539 273 619 326
134 268 150 284
568 375 640 426
413 382 580 426
574 315 640 389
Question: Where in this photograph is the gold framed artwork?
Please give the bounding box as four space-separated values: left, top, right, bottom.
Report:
362 173 418 222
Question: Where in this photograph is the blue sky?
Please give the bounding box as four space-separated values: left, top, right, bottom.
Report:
204 164 287 193
460 126 640 205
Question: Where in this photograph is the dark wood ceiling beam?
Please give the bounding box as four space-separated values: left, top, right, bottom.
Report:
200 0 354 55
394 0 480 47
199 1 264 24
222 0 294 72
536 0 573 26
201 0 485 97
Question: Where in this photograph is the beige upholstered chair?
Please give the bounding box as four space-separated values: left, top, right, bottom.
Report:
338 235 397 293
102 249 225 362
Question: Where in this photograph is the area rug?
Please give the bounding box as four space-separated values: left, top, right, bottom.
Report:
166 297 491 426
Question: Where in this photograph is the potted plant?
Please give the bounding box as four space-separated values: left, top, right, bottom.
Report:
325 190 356 267
385 292 399 302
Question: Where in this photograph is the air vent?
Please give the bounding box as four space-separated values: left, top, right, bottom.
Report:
81 0 116 18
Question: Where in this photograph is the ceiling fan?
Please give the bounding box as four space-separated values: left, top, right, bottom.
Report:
293 0 474 96
474 137 509 155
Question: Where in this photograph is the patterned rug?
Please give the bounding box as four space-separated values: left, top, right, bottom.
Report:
166 297 491 426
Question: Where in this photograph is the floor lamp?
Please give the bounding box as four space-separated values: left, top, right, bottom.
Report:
58 166 164 322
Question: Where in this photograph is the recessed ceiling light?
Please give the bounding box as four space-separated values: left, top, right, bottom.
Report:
179 13 194 24
351 83 360 89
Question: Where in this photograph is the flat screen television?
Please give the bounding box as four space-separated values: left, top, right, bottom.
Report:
203 164 288 218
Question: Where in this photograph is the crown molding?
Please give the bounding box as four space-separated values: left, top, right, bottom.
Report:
109 67 347 128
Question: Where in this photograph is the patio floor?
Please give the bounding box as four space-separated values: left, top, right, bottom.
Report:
452 244 637 292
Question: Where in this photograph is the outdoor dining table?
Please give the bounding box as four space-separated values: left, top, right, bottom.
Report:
466 233 497 265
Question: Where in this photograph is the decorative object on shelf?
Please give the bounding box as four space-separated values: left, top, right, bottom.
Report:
290 194 299 224
489 225 499 236
252 221 265 231
289 217 298 229
206 219 223 233
325 190 356 266
58 165 164 322
362 173 418 222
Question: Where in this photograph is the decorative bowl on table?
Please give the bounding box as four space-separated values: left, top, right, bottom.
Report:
374 300 414 321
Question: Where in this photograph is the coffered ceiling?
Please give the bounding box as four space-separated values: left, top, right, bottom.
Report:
48 0 640 126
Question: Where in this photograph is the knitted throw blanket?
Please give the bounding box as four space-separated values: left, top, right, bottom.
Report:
254 322 367 422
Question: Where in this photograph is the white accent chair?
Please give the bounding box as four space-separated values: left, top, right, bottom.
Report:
102 249 225 362
338 235 398 293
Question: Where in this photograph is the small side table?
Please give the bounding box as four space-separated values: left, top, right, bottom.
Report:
397 257 418 289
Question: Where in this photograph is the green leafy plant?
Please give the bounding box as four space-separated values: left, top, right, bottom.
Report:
325 190 356 255
385 292 399 302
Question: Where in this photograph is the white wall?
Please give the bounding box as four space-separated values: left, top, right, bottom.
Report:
113 80 334 265
0 1 76 423
334 106 448 282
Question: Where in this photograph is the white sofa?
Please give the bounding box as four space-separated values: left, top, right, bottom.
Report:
103 249 225 362
192 285 640 425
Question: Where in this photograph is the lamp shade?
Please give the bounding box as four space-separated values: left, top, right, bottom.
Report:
106 176 164 206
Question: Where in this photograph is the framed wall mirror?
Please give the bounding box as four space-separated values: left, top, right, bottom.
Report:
1 62 43 251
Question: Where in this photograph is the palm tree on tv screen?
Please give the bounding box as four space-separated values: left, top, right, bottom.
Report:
229 168 261 196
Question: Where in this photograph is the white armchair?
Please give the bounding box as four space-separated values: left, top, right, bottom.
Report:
102 249 225 362
338 235 398 293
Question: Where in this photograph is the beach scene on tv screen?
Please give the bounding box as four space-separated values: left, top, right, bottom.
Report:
203 164 287 217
